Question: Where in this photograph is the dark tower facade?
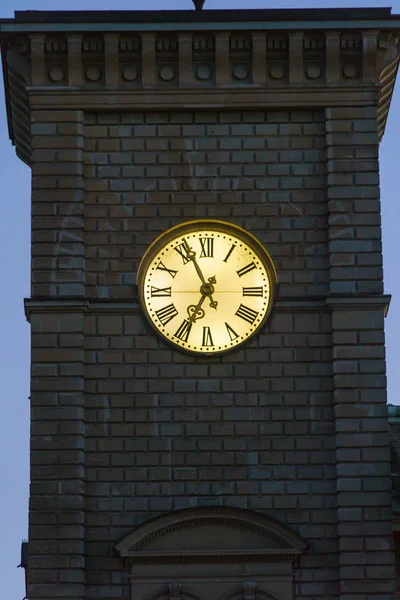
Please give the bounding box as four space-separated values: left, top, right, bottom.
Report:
1 7 400 600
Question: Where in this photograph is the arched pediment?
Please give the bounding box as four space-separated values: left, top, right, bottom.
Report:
115 506 308 563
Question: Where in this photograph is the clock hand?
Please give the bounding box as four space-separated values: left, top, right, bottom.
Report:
182 238 213 286
187 295 206 324
206 276 218 309
182 238 218 310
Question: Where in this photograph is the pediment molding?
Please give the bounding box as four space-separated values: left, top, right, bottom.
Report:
115 506 308 564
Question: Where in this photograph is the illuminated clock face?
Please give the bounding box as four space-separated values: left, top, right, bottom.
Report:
137 220 277 355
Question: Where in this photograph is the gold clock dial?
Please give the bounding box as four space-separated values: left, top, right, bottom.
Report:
137 220 277 355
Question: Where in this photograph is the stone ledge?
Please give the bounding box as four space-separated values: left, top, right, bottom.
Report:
24 294 392 321
1 16 399 164
326 294 391 316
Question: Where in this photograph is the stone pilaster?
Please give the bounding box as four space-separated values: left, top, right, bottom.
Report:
28 308 85 600
326 106 395 600
31 110 84 298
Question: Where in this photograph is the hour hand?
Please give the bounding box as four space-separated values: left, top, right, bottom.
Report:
187 295 206 324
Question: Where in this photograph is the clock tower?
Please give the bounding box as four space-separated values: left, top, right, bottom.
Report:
1 6 400 600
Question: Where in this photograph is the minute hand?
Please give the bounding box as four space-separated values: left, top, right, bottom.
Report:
182 238 218 310
182 238 206 285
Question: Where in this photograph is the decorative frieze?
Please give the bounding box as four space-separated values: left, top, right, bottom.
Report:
4 29 397 91
192 34 214 85
1 26 399 165
156 34 178 86
45 35 67 85
340 31 362 81
267 34 289 82
82 34 104 85
230 33 252 84
119 35 141 85
303 33 325 82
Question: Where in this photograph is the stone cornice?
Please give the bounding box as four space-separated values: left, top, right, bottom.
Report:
326 294 391 316
26 87 379 113
24 295 392 322
1 7 399 29
1 21 399 165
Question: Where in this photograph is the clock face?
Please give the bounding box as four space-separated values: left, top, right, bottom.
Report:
137 220 277 355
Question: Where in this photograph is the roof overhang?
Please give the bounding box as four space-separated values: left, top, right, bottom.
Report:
1 8 400 165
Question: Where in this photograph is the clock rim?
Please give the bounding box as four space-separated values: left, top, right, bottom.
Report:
137 219 278 356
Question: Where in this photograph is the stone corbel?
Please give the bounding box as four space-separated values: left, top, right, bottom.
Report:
4 40 31 165
362 30 378 83
289 32 303 84
30 34 45 85
377 31 400 140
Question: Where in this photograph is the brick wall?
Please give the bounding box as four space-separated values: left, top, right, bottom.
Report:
27 105 395 600
80 109 336 598
83 110 328 300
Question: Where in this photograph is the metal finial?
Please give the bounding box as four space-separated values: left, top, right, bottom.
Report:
192 0 205 10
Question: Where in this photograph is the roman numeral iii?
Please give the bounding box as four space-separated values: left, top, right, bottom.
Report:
235 304 259 324
155 303 178 326
242 287 263 297
199 237 214 258
237 262 257 277
151 286 172 297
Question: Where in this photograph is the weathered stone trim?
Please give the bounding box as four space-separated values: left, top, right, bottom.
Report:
1 20 399 162
24 295 391 322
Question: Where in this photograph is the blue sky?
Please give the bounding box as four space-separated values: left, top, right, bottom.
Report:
1 0 400 596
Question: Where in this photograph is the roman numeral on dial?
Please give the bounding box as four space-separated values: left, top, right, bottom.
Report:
199 237 214 258
225 322 239 341
235 304 259 324
237 262 257 277
242 287 263 297
223 244 236 263
174 243 191 264
202 326 214 347
174 319 192 342
151 286 171 297
155 303 178 326
156 261 177 278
